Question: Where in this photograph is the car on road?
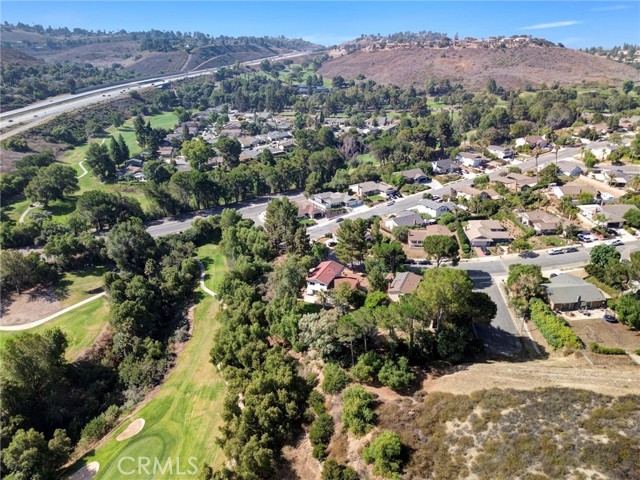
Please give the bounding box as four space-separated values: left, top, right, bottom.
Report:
563 247 579 253
603 314 618 323
607 239 623 246
334 217 344 223
550 273 558 278
386 201 395 206
549 248 564 255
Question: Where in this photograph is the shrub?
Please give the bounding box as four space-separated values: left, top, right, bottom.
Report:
589 343 626 355
635 348 640 355
456 221 471 254
351 351 383 383
528 299 583 350
308 390 326 416
322 459 358 480
378 356 415 391
309 413 334 460
321 363 350 394
79 405 120 445
342 385 375 436
362 430 404 478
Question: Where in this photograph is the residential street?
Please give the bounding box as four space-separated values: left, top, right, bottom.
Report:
143 145 640 357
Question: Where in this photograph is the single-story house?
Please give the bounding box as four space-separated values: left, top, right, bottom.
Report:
388 272 422 302
494 173 537 192
411 199 456 218
456 152 488 168
126 158 144 168
464 220 512 247
297 202 324 220
451 185 500 201
487 145 516 160
432 158 459 174
384 210 425 230
310 192 362 211
551 182 599 200
577 204 638 228
603 169 634 188
306 260 345 295
555 161 583 177
586 142 619 160
158 146 174 158
394 168 429 184
517 210 563 235
544 274 606 311
238 136 260 149
515 136 549 148
239 149 261 162
408 225 455 248
350 181 397 198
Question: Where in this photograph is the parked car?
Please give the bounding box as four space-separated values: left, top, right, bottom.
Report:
386 200 395 206
431 195 442 202
563 247 579 253
607 239 623 246
481 247 490 255
577 234 593 243
549 248 564 255
603 314 618 323
606 228 619 236
335 217 344 223
550 273 558 278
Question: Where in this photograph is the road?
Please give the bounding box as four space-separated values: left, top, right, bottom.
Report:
0 51 311 141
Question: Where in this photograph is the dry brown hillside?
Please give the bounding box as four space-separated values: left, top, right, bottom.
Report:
318 46 640 90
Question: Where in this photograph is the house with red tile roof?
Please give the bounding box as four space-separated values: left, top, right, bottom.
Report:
306 260 345 295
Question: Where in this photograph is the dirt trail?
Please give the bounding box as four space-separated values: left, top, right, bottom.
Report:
423 357 640 397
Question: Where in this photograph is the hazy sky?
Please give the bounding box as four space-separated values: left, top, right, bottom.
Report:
3 1 639 48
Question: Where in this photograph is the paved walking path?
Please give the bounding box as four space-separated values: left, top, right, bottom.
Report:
197 259 217 297
77 160 89 178
18 204 35 223
0 292 106 331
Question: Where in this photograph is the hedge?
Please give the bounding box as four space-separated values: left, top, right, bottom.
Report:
528 299 583 350
589 343 626 355
456 221 471 254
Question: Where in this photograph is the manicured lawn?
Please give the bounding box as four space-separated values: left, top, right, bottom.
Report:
0 297 109 361
79 294 226 478
53 266 107 308
197 244 227 293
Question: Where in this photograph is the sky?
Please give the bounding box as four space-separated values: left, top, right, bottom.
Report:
2 1 639 49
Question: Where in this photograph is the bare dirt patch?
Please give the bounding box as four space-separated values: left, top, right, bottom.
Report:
0 286 61 326
422 358 640 397
115 418 145 441
67 461 99 480
567 316 640 350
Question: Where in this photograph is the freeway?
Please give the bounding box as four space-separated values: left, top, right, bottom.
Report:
0 51 310 141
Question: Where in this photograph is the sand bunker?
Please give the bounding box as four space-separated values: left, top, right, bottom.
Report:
68 461 99 480
116 418 145 441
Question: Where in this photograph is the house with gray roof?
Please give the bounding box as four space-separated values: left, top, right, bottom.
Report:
384 210 425 230
310 192 362 211
394 168 429 184
544 274 606 311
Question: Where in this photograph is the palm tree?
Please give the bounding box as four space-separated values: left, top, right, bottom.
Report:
533 146 542 183
554 144 560 169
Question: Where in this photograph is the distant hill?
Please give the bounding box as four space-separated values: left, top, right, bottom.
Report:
318 43 640 91
0 23 322 111
0 47 45 66
0 23 321 76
